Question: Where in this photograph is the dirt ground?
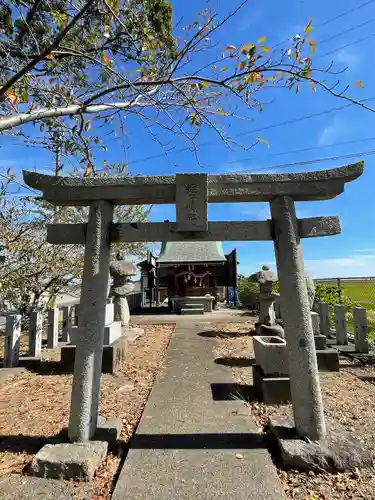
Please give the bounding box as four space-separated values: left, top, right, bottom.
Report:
212 322 375 500
0 324 174 499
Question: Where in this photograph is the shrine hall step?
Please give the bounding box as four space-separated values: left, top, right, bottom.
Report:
180 305 204 315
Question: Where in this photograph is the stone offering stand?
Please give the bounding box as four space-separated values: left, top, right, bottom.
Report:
18 161 371 479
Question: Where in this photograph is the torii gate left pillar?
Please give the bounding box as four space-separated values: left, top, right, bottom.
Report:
68 201 113 441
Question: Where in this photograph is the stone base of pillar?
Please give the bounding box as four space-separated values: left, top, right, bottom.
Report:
268 415 372 473
30 441 108 481
252 365 291 405
60 336 126 374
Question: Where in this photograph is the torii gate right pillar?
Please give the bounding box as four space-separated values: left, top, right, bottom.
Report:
270 196 325 441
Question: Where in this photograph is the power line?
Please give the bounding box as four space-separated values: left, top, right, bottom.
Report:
231 149 375 174
316 0 375 29
320 31 375 57
319 17 375 45
127 96 375 166
219 136 375 168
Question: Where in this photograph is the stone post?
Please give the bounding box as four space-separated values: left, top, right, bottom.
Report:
334 304 348 345
29 310 43 357
47 308 59 349
353 307 369 354
270 196 326 441
61 305 72 342
318 302 330 337
4 314 21 367
310 312 320 336
68 201 113 442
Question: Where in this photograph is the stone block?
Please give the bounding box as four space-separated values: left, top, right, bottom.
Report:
29 310 43 357
318 302 330 336
30 441 108 481
60 336 126 374
47 308 59 349
310 312 320 336
334 304 348 345
105 302 114 326
252 365 291 405
268 415 373 473
353 307 369 354
61 305 73 342
95 417 122 448
253 336 288 376
3 314 21 368
314 334 326 351
103 321 122 345
316 348 339 372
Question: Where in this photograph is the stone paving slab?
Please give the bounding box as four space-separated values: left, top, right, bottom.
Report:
112 321 286 500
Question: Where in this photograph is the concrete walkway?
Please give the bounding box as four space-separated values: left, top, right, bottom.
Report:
112 321 286 500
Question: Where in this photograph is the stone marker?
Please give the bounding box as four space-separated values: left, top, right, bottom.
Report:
47 308 59 349
318 302 330 336
270 196 325 441
353 307 369 354
29 310 43 357
61 305 72 342
334 304 348 345
310 312 320 336
3 314 21 367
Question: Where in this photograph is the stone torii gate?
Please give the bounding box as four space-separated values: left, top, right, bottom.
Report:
23 162 363 445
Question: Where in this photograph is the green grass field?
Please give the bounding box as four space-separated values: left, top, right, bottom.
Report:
315 278 375 339
316 278 375 311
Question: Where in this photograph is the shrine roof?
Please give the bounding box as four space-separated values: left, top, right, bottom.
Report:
156 241 226 265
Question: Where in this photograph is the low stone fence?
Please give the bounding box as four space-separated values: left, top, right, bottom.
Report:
315 301 370 354
2 292 143 368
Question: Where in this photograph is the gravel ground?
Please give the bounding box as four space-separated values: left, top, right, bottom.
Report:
0 324 174 499
212 322 375 500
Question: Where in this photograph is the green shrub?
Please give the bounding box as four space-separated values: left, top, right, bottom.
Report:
237 277 260 308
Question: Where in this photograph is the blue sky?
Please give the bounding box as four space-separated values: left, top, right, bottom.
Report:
1 0 375 278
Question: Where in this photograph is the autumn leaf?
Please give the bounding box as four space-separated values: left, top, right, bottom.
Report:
258 36 266 44
211 65 217 70
225 45 236 51
304 17 313 34
260 45 270 54
355 80 364 88
309 81 316 92
220 66 228 72
259 75 265 86
256 137 270 147
241 42 255 54
233 81 239 87
295 84 300 94
308 38 316 53
44 54 54 60
103 54 109 65
6 90 17 105
238 61 245 70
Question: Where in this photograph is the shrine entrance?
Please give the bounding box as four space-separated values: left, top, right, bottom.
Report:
23 162 363 444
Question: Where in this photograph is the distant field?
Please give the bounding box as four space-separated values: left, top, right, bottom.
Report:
315 278 375 311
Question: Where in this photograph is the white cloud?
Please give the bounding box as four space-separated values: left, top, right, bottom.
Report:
317 117 346 147
334 49 362 71
304 253 375 278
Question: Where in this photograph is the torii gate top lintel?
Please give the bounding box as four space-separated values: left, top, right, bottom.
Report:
22 161 363 206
